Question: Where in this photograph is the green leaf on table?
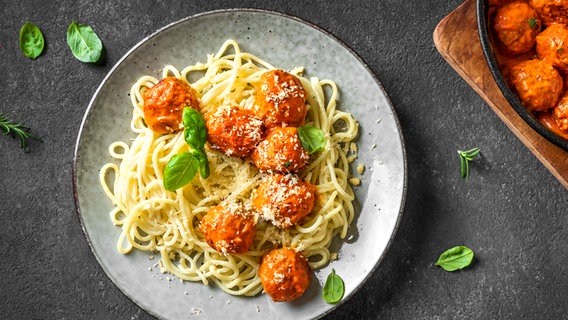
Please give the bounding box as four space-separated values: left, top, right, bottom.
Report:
19 22 45 59
0 112 41 149
322 268 344 304
458 147 480 181
435 245 474 272
66 21 103 63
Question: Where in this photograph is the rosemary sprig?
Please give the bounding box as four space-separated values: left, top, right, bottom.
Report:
0 112 40 149
458 147 480 181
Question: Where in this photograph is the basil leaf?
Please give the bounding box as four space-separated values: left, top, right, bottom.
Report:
66 21 103 63
322 268 344 304
435 246 474 272
297 125 325 154
192 150 210 179
163 152 199 191
182 107 207 151
19 22 44 59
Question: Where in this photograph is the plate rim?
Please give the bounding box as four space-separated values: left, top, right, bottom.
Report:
72 8 408 320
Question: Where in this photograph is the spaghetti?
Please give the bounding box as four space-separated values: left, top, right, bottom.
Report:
99 39 358 297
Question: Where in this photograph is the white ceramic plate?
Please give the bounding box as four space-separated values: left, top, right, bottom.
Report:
73 9 406 320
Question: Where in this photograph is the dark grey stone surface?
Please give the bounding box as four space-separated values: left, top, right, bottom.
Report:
1 0 567 319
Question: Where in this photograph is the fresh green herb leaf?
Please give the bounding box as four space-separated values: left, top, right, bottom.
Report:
19 22 44 59
297 125 326 154
558 47 565 54
528 18 538 29
322 268 345 304
163 107 210 191
435 246 474 272
457 147 480 181
283 161 292 168
192 149 210 179
66 21 103 63
182 107 207 151
163 152 199 191
0 112 41 149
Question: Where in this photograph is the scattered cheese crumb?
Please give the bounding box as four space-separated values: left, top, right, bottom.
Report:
148 255 155 260
349 142 358 153
330 252 338 261
349 177 361 186
356 163 365 175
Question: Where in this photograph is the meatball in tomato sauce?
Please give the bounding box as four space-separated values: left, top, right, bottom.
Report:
536 23 568 73
200 202 257 255
143 77 200 134
251 127 309 173
530 0 568 27
492 1 542 55
254 69 307 129
258 247 311 302
205 105 264 158
252 173 316 228
509 58 564 112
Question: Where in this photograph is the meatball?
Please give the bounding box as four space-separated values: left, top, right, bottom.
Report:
253 69 307 129
205 105 264 157
536 23 568 73
509 58 564 112
530 0 568 27
143 77 200 134
495 51 537 87
492 1 542 55
199 202 257 255
258 247 311 302
251 173 316 228
251 127 309 173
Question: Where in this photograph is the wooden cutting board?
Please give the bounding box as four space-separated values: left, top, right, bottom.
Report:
433 0 568 189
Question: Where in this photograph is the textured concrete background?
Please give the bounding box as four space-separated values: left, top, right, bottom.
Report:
2 0 568 319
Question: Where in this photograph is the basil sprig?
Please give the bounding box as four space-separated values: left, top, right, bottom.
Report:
66 21 103 63
322 268 345 304
297 125 325 154
19 22 44 59
435 246 474 272
457 147 480 181
163 107 210 191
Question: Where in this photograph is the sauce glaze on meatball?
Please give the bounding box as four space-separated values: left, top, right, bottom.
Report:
205 105 264 157
536 23 568 73
143 77 200 134
530 0 568 26
509 58 564 112
254 69 307 129
252 173 316 228
492 1 542 55
200 202 257 255
251 127 309 173
258 247 311 302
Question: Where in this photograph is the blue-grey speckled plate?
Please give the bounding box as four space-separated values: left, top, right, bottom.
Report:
73 9 406 320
